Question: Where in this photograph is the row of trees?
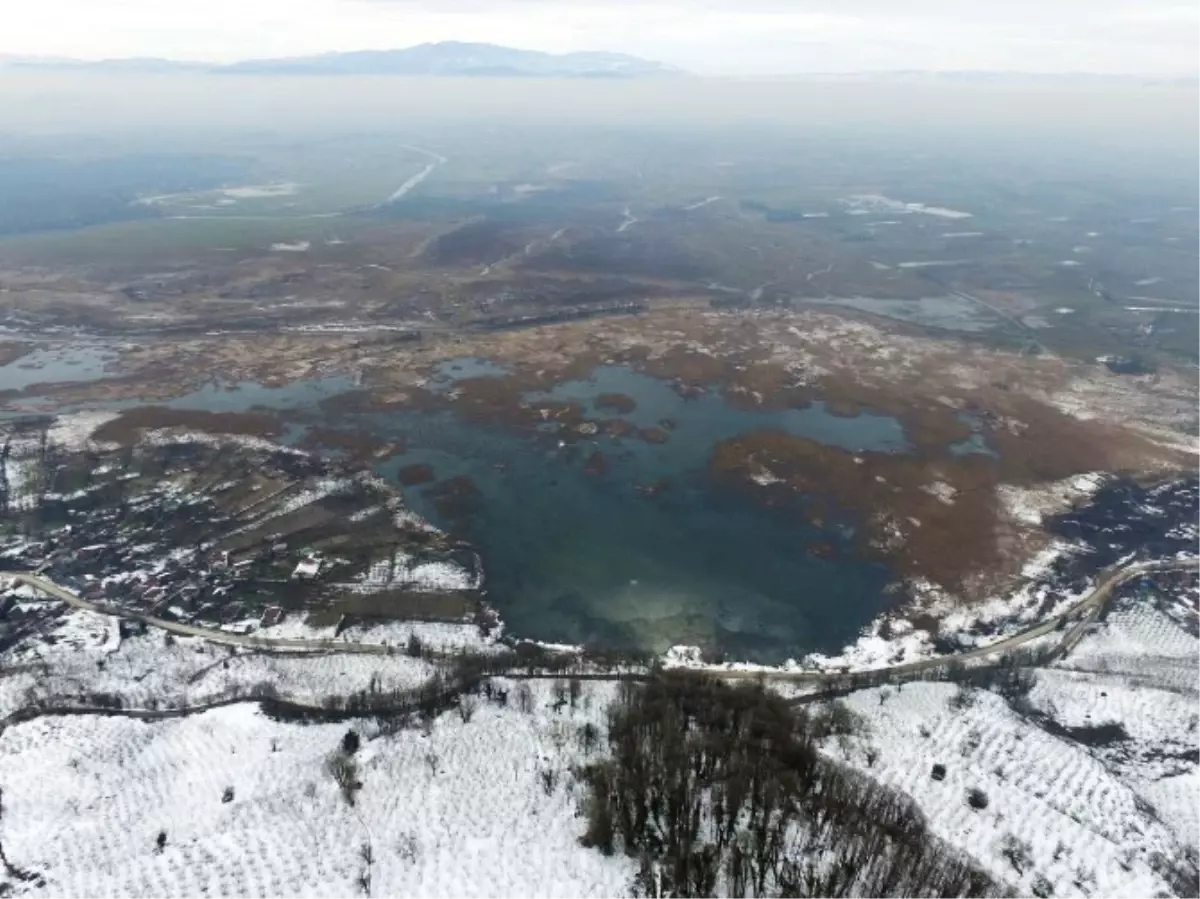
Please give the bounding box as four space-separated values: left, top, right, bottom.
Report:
580 672 1005 898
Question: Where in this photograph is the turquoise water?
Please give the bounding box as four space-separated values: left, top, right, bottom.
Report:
0 344 121 407
525 365 909 455
8 355 913 662
0 343 119 391
166 376 357 412
428 357 511 387
346 362 906 661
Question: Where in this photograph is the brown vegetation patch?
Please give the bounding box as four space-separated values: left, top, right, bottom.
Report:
92 406 282 444
711 429 1006 594
0 341 38 366
979 391 1192 483
296 426 404 464
711 368 1191 599
595 392 636 414
396 463 436 486
815 380 974 450
583 450 609 477
722 361 813 411
601 418 636 439
637 345 728 385
426 475 484 524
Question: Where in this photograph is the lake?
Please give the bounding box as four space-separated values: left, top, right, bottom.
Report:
353 361 904 661
7 354 916 662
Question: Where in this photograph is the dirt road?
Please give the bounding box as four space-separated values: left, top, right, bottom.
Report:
5 556 1195 682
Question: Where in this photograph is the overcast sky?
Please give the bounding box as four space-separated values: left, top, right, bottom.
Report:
4 0 1197 75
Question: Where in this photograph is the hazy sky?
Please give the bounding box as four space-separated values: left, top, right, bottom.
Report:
3 0 1197 76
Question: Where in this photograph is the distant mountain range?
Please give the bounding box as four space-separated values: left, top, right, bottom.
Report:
0 42 679 78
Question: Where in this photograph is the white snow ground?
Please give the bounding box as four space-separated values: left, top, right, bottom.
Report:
0 611 470 719
0 682 634 898
1034 598 1200 849
822 680 1188 898
1 588 1196 897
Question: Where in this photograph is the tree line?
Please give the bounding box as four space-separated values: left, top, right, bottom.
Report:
579 672 1007 898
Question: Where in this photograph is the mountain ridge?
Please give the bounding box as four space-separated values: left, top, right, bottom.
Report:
0 42 680 78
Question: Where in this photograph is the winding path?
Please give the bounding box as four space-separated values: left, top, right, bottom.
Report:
2 574 397 655
5 556 1195 682
384 145 447 205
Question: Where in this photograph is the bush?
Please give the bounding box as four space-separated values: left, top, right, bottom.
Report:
578 722 600 755
966 787 989 810
931 763 946 781
808 699 863 739
405 633 424 658
1001 834 1033 874
947 683 976 711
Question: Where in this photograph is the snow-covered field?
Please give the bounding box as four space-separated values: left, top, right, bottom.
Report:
1035 598 1200 848
0 682 634 898
1 589 1196 897
817 590 1199 897
0 608 481 719
823 679 1190 898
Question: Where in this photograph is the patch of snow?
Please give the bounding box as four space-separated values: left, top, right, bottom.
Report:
221 182 301 199
292 558 321 579
920 480 958 505
997 473 1107 526
843 194 972 219
399 561 476 593
896 260 968 269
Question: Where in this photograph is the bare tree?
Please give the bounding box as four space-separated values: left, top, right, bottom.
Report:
515 683 535 714
325 751 361 806
357 842 373 896
578 672 1003 898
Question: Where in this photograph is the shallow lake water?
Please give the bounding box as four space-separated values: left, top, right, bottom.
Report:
0 343 119 393
166 376 357 412
355 363 905 661
8 354 920 662
816 296 1001 332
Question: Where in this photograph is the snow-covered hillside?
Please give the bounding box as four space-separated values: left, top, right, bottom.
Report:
0 579 1196 897
825 682 1188 897
0 605 501 719
0 682 634 898
1036 597 1200 849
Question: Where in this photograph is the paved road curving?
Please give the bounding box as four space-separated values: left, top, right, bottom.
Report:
2 573 399 655
719 556 1197 685
5 557 1196 683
